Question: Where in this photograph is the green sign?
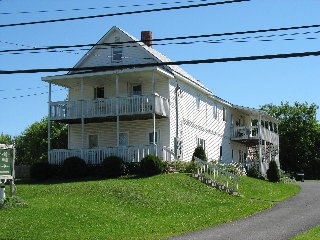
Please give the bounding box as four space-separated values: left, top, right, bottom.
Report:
0 148 14 176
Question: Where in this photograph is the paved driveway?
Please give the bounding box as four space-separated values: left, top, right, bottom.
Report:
166 182 320 240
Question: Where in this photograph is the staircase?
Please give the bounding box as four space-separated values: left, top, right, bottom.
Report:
192 157 239 195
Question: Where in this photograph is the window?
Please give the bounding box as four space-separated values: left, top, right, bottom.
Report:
223 107 227 121
94 87 104 99
196 95 200 109
132 84 142 95
148 130 159 144
220 146 223 160
89 135 98 148
213 104 218 119
119 132 129 146
112 36 122 62
112 47 122 62
197 137 206 151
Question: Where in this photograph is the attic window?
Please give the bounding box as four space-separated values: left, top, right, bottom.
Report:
112 36 122 63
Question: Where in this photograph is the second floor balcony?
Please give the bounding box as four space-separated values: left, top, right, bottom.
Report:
50 93 169 123
231 125 279 145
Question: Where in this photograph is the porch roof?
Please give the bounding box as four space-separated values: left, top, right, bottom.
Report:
41 66 173 87
232 105 279 123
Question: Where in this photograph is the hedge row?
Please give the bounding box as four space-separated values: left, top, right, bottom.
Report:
30 154 165 181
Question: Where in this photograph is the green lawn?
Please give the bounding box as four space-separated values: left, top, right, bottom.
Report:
0 174 299 240
291 225 320 240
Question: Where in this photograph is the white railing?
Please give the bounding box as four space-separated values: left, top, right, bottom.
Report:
194 157 239 192
49 145 156 165
231 126 258 140
231 126 279 144
50 94 170 121
162 146 175 162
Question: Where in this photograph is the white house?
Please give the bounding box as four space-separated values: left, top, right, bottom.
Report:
42 26 279 174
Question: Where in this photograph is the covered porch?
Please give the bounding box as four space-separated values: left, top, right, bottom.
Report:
230 105 280 175
49 145 157 165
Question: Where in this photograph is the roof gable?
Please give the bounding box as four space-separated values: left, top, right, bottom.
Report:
70 26 209 91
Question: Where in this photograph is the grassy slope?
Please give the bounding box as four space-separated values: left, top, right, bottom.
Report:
0 174 299 240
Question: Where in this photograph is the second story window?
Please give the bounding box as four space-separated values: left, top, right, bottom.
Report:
213 103 218 119
132 84 142 95
223 107 227 121
94 87 104 99
196 95 200 110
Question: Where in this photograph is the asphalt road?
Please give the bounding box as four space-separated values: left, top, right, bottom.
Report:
166 181 320 240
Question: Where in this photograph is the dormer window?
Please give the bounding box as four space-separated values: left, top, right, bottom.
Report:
112 36 122 63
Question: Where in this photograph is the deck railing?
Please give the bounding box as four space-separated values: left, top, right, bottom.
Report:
193 157 239 192
49 145 156 165
50 94 169 121
231 126 279 145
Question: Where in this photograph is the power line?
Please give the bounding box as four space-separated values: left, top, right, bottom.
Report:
0 0 213 15
0 0 249 28
1 32 318 56
1 50 319 74
1 24 319 53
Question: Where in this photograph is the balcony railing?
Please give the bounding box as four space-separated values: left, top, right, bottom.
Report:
49 94 169 121
49 145 157 165
231 126 279 144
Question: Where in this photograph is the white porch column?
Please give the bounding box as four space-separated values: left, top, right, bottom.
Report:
116 74 120 147
81 78 85 159
152 70 157 156
48 82 52 163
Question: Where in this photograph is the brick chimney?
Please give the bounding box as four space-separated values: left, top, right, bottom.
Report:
141 31 152 47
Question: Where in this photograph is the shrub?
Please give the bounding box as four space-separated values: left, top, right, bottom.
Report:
124 162 141 175
30 161 52 181
246 165 264 179
192 146 207 161
267 160 280 182
102 156 125 178
185 161 197 173
140 154 164 176
62 156 88 179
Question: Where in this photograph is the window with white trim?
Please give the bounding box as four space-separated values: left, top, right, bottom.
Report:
213 103 218 119
112 36 122 63
196 95 200 109
223 107 227 121
148 130 159 144
89 135 98 148
119 132 129 146
94 87 104 99
132 84 142 95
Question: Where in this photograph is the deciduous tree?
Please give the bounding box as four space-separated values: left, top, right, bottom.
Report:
261 102 319 179
14 117 67 165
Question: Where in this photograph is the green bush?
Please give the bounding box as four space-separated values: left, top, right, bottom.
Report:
140 154 164 176
124 162 141 175
192 146 207 161
62 156 88 179
267 160 280 182
185 161 197 173
247 165 264 179
102 156 125 178
30 161 53 181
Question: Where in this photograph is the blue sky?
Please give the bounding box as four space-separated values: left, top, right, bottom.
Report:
0 0 319 136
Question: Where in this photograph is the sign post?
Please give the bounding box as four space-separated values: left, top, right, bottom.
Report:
0 144 15 199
